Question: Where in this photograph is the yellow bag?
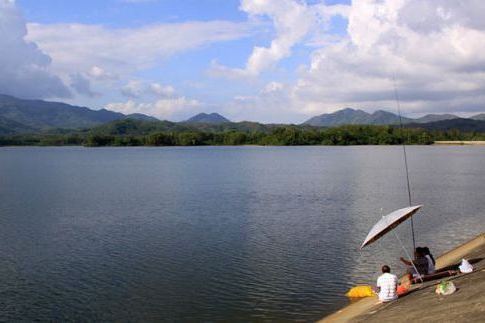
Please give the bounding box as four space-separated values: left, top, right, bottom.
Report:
345 285 375 298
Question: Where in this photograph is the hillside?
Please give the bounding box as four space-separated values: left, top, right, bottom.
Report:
0 94 157 133
88 118 272 136
0 115 36 135
414 113 458 123
303 108 413 126
184 112 230 124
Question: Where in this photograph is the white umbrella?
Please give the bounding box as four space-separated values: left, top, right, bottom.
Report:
361 205 422 249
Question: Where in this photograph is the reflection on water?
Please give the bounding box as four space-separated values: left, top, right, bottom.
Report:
0 146 484 321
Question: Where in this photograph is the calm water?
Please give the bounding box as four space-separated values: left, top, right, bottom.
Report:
0 146 484 321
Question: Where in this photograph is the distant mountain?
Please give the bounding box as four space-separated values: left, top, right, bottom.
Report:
126 113 158 122
303 108 368 127
0 94 157 133
303 108 472 127
470 113 485 121
414 114 459 123
370 110 410 125
303 108 412 127
184 112 230 124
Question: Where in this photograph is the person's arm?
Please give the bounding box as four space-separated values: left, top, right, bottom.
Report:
375 278 381 293
400 257 412 266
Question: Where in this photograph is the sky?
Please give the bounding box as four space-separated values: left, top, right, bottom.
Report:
1 0 485 123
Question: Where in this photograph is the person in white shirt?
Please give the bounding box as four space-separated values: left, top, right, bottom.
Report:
376 265 398 302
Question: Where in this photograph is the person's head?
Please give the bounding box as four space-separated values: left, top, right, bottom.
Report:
422 247 430 255
415 247 424 258
382 265 391 273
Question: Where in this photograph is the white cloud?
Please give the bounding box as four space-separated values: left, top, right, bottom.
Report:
262 81 284 94
211 0 349 78
231 0 485 121
121 80 144 98
0 0 70 99
106 97 201 120
88 66 118 81
292 0 485 115
224 81 300 123
121 80 176 98
149 83 175 97
70 73 99 97
26 20 256 81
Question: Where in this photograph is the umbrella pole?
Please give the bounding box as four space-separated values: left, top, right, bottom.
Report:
410 216 416 252
392 228 423 284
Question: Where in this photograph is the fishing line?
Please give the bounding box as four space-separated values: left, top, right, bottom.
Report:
392 75 416 252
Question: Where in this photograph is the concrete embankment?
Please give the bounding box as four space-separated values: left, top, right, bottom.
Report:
319 232 485 322
434 141 485 145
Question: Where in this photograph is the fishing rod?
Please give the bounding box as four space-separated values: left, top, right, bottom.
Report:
392 75 416 252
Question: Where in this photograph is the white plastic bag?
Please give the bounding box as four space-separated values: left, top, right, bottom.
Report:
459 258 473 273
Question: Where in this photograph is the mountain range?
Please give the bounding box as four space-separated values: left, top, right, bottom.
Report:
0 94 157 134
1 94 485 135
301 108 482 127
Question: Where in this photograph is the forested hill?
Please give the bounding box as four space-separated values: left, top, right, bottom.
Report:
302 108 484 127
184 112 230 124
0 94 157 134
2 118 485 146
88 118 274 135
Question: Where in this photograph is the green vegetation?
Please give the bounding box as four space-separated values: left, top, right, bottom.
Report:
0 94 157 133
1 119 484 147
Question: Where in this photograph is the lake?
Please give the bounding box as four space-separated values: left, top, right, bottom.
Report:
0 146 484 321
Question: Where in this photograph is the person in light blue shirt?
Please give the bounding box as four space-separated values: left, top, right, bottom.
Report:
422 246 436 274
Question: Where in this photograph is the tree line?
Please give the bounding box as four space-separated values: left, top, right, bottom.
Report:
1 124 484 146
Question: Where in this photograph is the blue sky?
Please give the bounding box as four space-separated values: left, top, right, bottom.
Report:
18 0 249 26
2 0 485 122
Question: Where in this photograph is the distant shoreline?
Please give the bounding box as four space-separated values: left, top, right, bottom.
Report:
2 143 485 148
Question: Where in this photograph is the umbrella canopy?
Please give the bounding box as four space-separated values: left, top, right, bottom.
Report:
361 205 422 249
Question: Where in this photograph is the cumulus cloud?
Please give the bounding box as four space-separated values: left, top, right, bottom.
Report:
291 0 485 115
149 83 175 97
121 80 175 98
111 80 198 119
106 97 201 120
87 66 118 81
211 0 349 78
121 80 144 98
0 0 70 99
231 0 485 120
225 81 300 123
